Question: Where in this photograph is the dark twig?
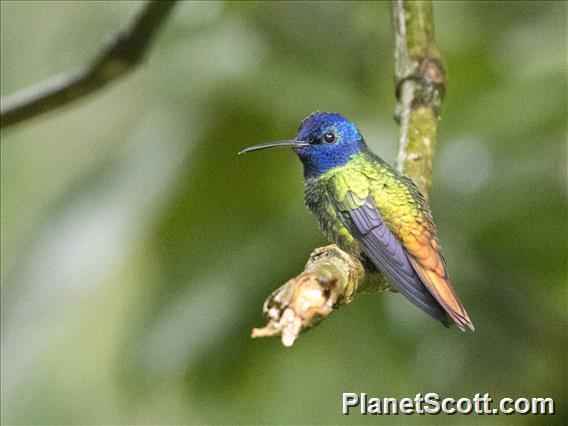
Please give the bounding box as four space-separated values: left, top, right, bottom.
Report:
0 0 178 129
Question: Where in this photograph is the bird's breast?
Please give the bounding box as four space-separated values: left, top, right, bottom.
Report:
304 173 363 257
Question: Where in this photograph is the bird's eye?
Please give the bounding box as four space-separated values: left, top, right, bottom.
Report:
323 132 336 144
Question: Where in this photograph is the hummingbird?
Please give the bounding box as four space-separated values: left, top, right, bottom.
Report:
240 112 474 331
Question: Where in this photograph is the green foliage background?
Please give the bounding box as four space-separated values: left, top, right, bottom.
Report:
1 1 566 424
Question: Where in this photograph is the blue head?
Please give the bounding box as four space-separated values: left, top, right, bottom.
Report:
293 112 367 177
239 112 367 178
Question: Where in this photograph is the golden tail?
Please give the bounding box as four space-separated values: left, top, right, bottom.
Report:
409 258 475 331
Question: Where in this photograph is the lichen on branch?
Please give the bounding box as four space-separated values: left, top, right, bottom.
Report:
393 0 445 195
252 0 447 346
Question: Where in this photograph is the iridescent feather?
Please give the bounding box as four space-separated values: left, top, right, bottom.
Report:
305 150 474 330
242 112 474 330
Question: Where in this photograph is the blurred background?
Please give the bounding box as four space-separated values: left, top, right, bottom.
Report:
1 1 566 424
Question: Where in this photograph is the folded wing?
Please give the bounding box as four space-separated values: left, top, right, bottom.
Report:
332 186 474 331
333 191 451 326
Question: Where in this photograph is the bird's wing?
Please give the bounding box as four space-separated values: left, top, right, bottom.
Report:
327 178 450 325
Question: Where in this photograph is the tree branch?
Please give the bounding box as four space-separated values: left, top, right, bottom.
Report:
393 0 445 196
252 0 446 346
0 0 178 129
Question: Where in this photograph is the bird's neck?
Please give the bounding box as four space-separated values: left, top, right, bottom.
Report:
302 140 368 178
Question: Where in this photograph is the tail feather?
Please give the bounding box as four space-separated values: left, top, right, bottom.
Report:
408 257 475 331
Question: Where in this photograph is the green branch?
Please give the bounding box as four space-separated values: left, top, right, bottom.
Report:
0 0 178 130
392 0 445 195
252 0 446 346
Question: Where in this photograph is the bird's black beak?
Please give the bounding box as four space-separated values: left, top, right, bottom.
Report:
238 140 309 155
